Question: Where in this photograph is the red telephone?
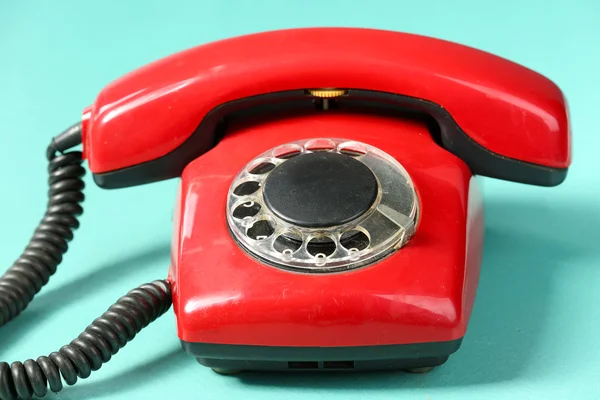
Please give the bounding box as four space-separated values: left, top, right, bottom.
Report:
0 27 570 398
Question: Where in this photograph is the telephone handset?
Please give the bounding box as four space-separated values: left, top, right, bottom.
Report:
0 27 571 398
84 27 570 189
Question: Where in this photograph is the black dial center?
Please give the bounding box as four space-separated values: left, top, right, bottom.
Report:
262 152 378 228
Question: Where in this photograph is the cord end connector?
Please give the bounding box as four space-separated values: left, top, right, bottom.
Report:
47 123 82 160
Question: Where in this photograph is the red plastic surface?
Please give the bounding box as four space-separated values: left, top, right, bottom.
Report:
83 27 570 173
169 111 484 347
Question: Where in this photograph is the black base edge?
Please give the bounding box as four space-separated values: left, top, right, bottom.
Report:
197 356 450 372
181 338 462 372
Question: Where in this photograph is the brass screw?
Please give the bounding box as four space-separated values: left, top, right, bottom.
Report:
307 88 348 98
307 88 347 110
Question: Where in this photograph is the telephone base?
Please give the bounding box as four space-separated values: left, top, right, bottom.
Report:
182 339 461 373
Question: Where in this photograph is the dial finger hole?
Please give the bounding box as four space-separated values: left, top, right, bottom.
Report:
305 139 335 152
249 161 276 174
340 230 370 251
338 141 367 157
273 230 303 255
247 220 274 240
273 144 303 159
233 181 261 196
233 201 261 219
307 236 336 257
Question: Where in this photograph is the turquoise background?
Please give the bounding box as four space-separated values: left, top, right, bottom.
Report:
1 0 599 399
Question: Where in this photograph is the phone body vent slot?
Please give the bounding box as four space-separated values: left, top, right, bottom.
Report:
287 361 319 369
323 361 355 369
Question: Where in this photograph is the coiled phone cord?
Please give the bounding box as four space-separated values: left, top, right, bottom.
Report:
0 123 173 400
